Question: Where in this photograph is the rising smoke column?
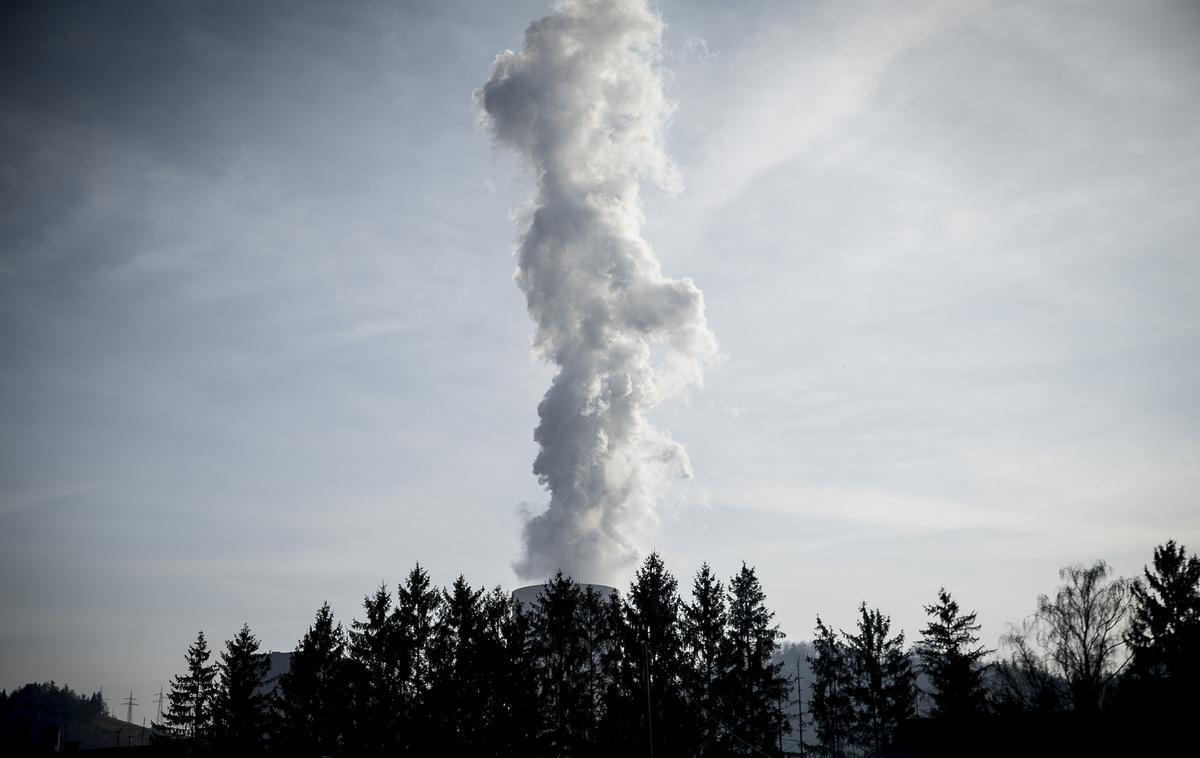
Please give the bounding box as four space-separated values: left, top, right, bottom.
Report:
477 0 716 582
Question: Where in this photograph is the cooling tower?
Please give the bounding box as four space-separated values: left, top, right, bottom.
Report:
512 583 617 609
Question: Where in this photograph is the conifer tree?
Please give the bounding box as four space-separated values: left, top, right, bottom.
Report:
211 623 272 750
621 553 694 757
916 588 991 718
395 562 443 752
1124 540 1200 712
720 563 788 757
485 586 543 756
683 563 727 755
427 575 487 751
397 563 441 693
809 617 853 757
161 630 216 743
530 571 593 756
843 604 915 757
346 584 401 752
576 582 616 753
1128 540 1200 676
596 587 633 754
276 602 348 755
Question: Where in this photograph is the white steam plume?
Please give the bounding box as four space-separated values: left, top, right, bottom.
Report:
476 0 716 582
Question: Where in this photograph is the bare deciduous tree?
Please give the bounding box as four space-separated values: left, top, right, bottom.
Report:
1000 560 1130 712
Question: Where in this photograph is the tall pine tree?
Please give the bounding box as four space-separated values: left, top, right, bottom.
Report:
427 575 487 752
916 588 991 718
529 571 593 756
596 587 632 755
211 623 272 750
485 586 542 756
1124 540 1200 714
843 604 916 757
346 583 401 753
809 616 853 758
620 553 695 757
720 563 788 757
576 583 617 756
395 562 443 752
276 602 348 756
1127 540 1200 677
160 630 216 744
683 563 727 756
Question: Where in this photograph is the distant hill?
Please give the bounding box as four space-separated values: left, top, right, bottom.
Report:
0 656 296 754
773 640 815 735
772 639 938 740
63 713 152 750
0 681 152 751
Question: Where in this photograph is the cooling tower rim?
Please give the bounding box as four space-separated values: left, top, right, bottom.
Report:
511 582 619 607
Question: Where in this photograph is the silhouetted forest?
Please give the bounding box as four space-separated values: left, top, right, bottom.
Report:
0 681 150 752
5 541 1197 756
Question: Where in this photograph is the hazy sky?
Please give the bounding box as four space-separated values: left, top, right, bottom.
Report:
2 0 1198 723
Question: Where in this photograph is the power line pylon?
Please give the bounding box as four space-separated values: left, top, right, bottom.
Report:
122 691 138 724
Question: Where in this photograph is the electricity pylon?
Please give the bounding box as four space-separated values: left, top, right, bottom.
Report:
122 691 138 724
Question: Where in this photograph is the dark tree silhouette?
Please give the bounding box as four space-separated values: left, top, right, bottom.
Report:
595 587 630 755
992 634 1064 713
141 556 821 755
396 563 442 717
212 623 272 750
427 575 488 752
1128 540 1200 677
720 562 788 757
481 587 542 756
1123 540 1200 714
575 583 617 756
809 616 853 757
346 566 445 754
529 571 594 756
1002 560 1130 712
620 553 695 757
347 583 401 753
160 630 216 743
0 682 108 752
843 604 915 757
276 602 349 755
126 547 1200 755
916 588 991 717
682 562 727 756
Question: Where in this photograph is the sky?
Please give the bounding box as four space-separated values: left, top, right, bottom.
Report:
2 0 1198 724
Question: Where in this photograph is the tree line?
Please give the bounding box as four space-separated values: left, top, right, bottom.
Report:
0 682 109 751
158 555 788 757
154 540 1198 756
805 540 1198 756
